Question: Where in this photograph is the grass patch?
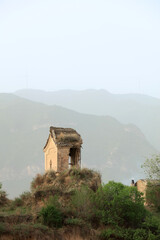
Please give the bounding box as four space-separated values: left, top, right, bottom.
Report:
0 205 31 216
65 218 86 226
0 223 10 233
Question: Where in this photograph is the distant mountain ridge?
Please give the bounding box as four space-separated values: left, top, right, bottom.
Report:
15 89 160 150
0 93 156 198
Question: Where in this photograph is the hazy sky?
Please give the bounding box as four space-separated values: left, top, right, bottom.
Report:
0 0 160 97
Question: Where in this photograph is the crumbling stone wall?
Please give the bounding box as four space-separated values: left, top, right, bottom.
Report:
136 180 147 199
57 147 70 172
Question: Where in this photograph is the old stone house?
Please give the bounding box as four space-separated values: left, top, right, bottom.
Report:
135 179 148 198
131 179 148 197
131 179 160 205
43 126 83 172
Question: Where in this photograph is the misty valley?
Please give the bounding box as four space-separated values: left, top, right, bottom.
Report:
0 89 159 198
0 89 160 239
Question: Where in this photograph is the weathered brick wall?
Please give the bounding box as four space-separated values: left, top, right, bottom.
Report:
57 147 70 172
136 180 147 198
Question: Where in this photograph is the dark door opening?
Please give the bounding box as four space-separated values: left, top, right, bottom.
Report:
68 148 80 168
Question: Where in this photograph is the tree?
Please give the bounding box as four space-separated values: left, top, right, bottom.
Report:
0 183 8 206
142 155 160 211
95 181 146 227
142 154 160 180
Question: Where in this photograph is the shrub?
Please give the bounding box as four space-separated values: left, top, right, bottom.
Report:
40 196 63 228
99 209 160 239
0 223 10 233
100 227 158 240
142 155 160 212
12 197 23 207
114 186 146 227
31 173 45 190
18 191 32 207
40 205 63 228
20 191 31 201
45 170 56 183
45 195 61 209
12 223 51 238
132 228 148 240
100 228 124 240
0 183 8 206
70 185 95 221
95 181 146 227
146 182 160 211
68 167 100 182
142 214 160 236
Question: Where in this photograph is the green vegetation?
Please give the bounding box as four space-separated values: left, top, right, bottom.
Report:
0 223 52 238
0 183 8 206
0 168 160 239
95 181 146 227
142 155 160 180
142 155 160 211
70 185 95 222
40 196 63 228
146 182 160 211
40 205 63 228
99 225 160 240
64 218 85 226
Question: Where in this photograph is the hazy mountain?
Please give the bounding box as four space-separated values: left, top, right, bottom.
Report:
15 89 160 150
0 93 156 198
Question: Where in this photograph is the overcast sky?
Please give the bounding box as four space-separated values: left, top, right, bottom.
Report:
0 0 160 97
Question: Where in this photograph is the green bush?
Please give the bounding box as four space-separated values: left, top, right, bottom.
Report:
132 228 148 240
146 182 160 211
142 214 160 236
12 197 23 207
69 168 95 180
40 196 63 228
40 205 63 228
95 181 146 227
70 185 95 221
99 208 160 239
20 191 31 201
125 228 156 240
0 223 10 233
100 227 158 240
69 181 146 227
0 183 8 206
100 228 123 240
31 173 45 191
46 195 61 209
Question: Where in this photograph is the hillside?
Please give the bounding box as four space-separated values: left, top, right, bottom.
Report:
0 93 157 197
15 89 160 150
0 169 101 240
0 168 159 240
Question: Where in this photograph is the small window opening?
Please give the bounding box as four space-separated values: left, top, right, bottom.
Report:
50 160 52 170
